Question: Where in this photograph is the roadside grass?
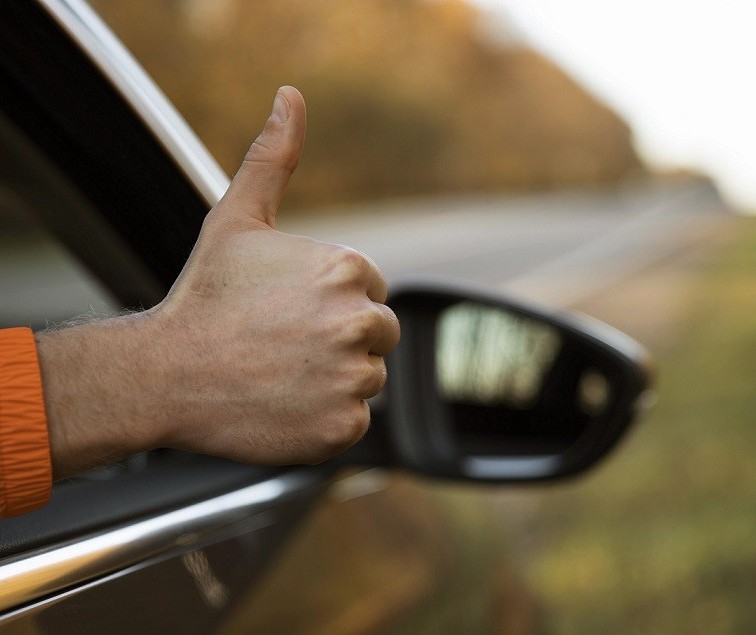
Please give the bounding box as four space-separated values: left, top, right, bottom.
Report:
392 217 756 634
491 217 756 634
220 216 756 634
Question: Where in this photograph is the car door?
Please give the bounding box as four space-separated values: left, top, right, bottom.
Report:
0 2 335 631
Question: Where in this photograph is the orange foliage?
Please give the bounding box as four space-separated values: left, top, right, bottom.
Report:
91 0 644 209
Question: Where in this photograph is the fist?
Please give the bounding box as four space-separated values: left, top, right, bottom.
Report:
150 87 400 465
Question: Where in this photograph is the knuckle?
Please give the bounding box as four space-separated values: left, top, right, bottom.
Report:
353 359 386 398
328 247 369 284
373 361 389 394
244 130 298 174
344 307 381 344
244 137 276 165
372 273 389 303
380 306 401 348
354 361 378 392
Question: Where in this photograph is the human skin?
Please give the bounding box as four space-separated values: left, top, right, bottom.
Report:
35 86 400 479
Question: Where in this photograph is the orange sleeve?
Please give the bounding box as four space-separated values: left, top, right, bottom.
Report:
0 328 52 517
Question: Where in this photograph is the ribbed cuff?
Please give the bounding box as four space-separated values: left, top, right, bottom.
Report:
0 327 52 517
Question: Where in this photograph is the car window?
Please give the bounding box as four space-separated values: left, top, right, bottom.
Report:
0 190 117 330
0 4 283 560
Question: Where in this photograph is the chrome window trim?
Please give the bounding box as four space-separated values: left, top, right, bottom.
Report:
37 0 230 207
0 470 322 614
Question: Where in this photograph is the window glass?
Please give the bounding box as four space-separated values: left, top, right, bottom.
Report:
0 192 116 330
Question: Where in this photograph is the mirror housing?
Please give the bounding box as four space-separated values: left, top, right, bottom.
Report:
377 281 654 482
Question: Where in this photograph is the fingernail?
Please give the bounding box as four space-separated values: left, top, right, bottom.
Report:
270 90 289 123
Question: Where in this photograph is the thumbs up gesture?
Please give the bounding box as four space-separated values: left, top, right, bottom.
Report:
35 87 399 479
151 87 400 465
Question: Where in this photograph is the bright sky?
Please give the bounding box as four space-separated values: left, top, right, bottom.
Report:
471 0 756 212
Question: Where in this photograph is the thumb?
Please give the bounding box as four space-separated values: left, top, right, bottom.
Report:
219 86 306 230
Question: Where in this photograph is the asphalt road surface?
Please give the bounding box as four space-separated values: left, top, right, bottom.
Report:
280 179 730 308
0 179 729 328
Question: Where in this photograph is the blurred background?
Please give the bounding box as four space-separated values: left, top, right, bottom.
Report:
6 0 756 632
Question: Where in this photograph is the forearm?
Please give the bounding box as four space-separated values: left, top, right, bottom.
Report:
14 86 398 489
35 312 168 480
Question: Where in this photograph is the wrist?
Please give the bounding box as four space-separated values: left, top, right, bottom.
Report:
36 311 170 479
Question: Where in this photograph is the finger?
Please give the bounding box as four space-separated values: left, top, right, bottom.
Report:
369 303 401 357
219 86 307 230
331 246 387 302
360 251 388 303
363 355 388 399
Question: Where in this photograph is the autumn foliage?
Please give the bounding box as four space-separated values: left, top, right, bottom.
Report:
91 0 644 209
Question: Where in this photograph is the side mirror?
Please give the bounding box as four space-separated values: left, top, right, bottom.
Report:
376 282 654 482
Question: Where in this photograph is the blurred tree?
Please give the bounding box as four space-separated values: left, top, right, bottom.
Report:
91 0 644 210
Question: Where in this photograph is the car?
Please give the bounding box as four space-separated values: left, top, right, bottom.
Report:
0 1 652 632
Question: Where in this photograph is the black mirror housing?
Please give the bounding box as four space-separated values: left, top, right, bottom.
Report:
382 281 655 482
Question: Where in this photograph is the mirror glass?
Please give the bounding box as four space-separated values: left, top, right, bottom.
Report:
435 301 614 455
436 302 562 408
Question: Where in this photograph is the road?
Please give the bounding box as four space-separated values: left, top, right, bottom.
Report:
279 179 730 308
0 178 729 328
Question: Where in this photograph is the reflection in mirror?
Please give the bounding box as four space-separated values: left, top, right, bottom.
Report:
577 369 611 417
436 302 562 408
434 301 615 456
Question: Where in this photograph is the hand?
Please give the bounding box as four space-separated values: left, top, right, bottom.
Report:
151 86 400 465
37 86 400 477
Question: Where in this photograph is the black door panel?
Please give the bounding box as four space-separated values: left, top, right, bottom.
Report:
1 490 316 633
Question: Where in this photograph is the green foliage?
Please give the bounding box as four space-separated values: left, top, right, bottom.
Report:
383 220 756 634
497 219 756 634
